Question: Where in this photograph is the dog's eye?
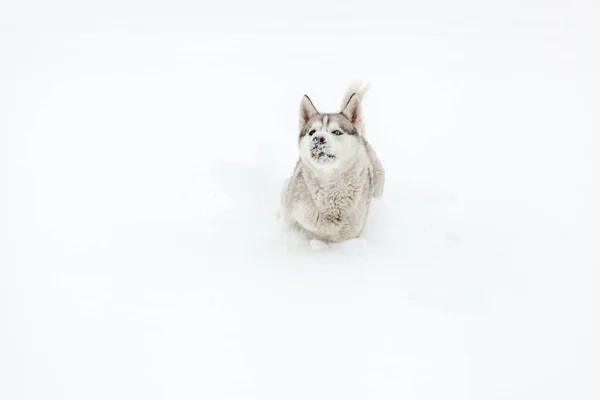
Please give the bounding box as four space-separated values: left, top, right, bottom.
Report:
309 130 316 136
332 130 343 136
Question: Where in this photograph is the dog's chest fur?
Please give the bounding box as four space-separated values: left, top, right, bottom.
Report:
284 156 374 242
306 168 368 216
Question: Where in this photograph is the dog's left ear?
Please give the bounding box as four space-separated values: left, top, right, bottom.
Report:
341 93 363 129
299 95 319 130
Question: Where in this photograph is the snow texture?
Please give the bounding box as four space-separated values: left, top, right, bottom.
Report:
1 1 599 399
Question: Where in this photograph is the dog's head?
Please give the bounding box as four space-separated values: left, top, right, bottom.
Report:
297 93 364 173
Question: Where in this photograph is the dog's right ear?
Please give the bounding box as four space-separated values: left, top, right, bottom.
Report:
299 95 318 130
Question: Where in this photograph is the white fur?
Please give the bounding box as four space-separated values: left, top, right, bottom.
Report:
281 82 385 243
340 81 370 136
340 81 371 109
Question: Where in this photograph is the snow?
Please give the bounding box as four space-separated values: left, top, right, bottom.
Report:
1 1 599 399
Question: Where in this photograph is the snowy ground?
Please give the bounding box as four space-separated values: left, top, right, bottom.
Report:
1 1 599 399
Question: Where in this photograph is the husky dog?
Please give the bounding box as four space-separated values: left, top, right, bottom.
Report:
280 82 385 243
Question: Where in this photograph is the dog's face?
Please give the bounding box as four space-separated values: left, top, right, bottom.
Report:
298 94 363 173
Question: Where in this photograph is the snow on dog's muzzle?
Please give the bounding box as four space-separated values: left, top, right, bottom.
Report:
310 135 335 163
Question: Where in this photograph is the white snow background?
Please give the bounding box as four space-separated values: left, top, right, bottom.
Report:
1 1 599 399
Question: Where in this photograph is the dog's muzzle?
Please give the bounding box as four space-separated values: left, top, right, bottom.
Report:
310 135 335 163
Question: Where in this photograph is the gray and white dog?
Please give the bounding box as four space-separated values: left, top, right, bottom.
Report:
280 82 385 244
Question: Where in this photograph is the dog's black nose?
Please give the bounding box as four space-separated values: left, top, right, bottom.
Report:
313 136 326 144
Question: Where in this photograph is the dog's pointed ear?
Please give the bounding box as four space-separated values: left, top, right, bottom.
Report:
341 93 363 128
299 95 318 130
